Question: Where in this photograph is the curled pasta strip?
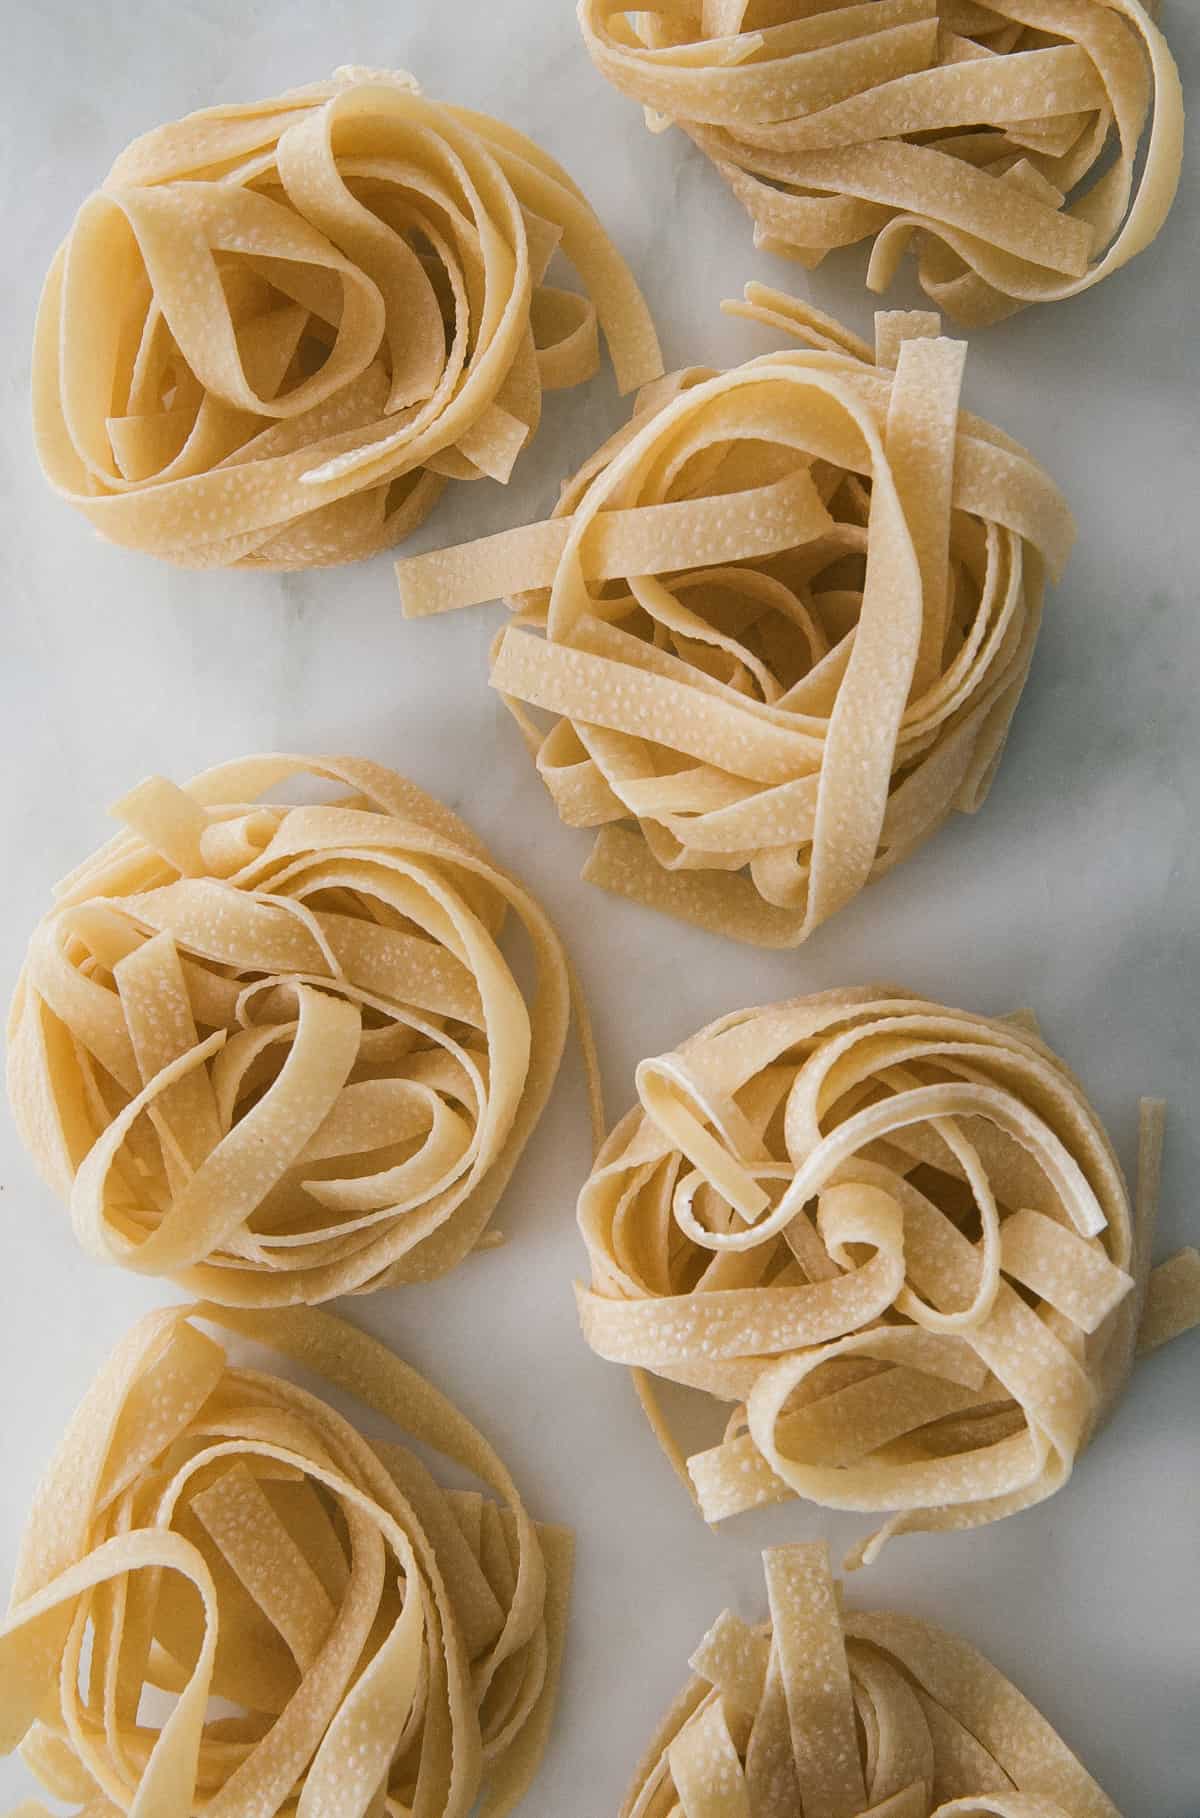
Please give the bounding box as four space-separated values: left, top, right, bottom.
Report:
578 0 1182 326
623 1541 1121 1818
0 1302 572 1818
576 987 1200 1562
398 288 1072 948
7 753 587 1304
33 66 662 568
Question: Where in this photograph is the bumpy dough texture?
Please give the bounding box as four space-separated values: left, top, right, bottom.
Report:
8 754 572 1305
579 0 1181 326
623 1541 1121 1818
0 1303 572 1818
33 66 662 568
576 987 1200 1562
398 288 1073 948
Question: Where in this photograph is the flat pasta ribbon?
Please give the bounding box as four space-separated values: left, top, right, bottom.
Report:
33 66 662 568
575 986 1200 1562
0 1302 572 1818
7 753 587 1304
397 288 1073 948
622 1541 1123 1818
578 0 1182 326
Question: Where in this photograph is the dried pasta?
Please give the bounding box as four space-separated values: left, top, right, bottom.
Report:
33 66 662 568
576 987 1200 1562
623 1541 1122 1818
7 753 583 1305
578 0 1182 327
397 288 1072 948
0 1301 572 1818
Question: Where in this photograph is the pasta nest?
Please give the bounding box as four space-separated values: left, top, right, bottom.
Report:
32 66 662 568
624 1541 1121 1818
576 987 1200 1561
399 287 1073 948
0 1303 571 1818
578 0 1181 326
8 754 574 1305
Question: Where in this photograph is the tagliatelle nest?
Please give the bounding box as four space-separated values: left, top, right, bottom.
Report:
8 754 582 1305
578 0 1182 327
624 1542 1121 1818
398 288 1073 948
576 988 1200 1562
32 66 662 569
0 1303 572 1818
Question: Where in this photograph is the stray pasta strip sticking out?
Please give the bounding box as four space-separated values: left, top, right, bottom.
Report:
578 0 1182 326
623 1541 1122 1818
575 987 1200 1563
8 753 593 1305
33 66 662 568
0 1303 572 1818
398 288 1073 948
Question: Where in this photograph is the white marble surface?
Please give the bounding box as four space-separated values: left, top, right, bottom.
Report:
2 4 1198 1813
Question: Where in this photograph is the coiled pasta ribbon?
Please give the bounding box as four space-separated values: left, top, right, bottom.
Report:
33 66 662 568
8 753 584 1304
578 0 1182 326
576 988 1200 1561
0 1302 571 1818
623 1541 1121 1818
398 288 1073 948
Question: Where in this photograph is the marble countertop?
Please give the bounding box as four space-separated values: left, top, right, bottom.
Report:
2 4 1198 1813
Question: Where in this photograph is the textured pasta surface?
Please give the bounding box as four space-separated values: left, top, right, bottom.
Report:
33 66 662 568
398 288 1072 947
576 987 1200 1560
8 754 578 1304
622 1541 1121 1818
578 0 1182 326
0 1302 572 1818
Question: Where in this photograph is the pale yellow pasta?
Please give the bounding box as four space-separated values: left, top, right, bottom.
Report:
578 0 1182 327
397 288 1072 948
33 66 662 568
576 987 1200 1562
7 753 586 1305
623 1542 1122 1818
0 1302 572 1818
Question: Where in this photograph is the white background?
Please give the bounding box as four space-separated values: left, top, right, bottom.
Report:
1 4 1197 1814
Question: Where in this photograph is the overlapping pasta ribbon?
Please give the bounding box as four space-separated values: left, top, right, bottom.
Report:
576 987 1200 1561
8 753 584 1304
578 0 1182 326
33 66 662 568
623 1541 1121 1818
398 288 1073 947
0 1303 572 1818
